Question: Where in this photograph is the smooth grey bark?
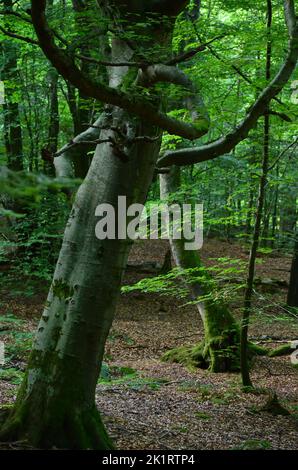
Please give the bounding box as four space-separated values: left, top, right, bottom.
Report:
53 114 106 178
1 107 161 451
0 1 179 449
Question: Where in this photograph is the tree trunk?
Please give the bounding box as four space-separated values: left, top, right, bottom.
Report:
160 167 240 372
44 67 60 176
245 185 254 237
0 106 160 448
270 172 279 248
1 0 23 171
287 233 298 307
0 3 168 444
241 0 272 388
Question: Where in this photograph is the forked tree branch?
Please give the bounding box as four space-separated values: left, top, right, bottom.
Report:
75 35 223 67
157 0 298 167
30 0 209 140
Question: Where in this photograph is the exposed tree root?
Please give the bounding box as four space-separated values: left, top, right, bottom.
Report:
162 338 295 372
0 401 113 450
162 339 270 373
268 344 294 357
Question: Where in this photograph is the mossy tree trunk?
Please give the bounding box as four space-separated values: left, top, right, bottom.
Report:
241 0 272 388
0 2 175 448
0 109 161 449
160 167 240 372
158 0 239 372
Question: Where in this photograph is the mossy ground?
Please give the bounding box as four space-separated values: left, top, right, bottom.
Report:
162 335 290 372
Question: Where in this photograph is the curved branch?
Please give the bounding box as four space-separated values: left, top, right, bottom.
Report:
74 35 223 68
30 0 208 140
53 114 106 178
0 25 39 45
157 0 298 167
138 64 209 127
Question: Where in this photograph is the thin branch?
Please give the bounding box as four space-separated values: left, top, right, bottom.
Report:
54 132 161 158
74 55 146 67
155 168 171 174
191 20 286 109
132 135 161 143
0 25 39 45
268 137 298 171
268 110 292 122
165 35 225 66
0 8 68 46
54 138 113 158
85 123 161 141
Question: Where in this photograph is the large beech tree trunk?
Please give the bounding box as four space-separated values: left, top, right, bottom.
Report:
0 110 160 449
0 4 168 447
160 167 240 372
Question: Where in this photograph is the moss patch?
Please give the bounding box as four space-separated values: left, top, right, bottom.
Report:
268 344 293 357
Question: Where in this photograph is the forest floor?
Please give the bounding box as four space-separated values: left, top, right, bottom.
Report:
0 239 297 450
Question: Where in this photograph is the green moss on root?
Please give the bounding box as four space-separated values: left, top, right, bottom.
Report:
268 344 293 357
0 350 114 450
247 342 269 356
0 400 113 449
162 333 270 373
162 342 207 371
162 331 241 373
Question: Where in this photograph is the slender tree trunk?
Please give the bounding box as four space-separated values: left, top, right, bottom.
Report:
287 233 298 307
160 167 240 372
241 0 272 388
44 68 60 175
1 0 23 171
262 197 270 247
270 172 279 248
72 0 104 132
159 0 239 371
280 189 297 245
245 184 254 237
66 0 108 179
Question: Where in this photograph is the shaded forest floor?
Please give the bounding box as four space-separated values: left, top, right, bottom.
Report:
0 239 297 450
